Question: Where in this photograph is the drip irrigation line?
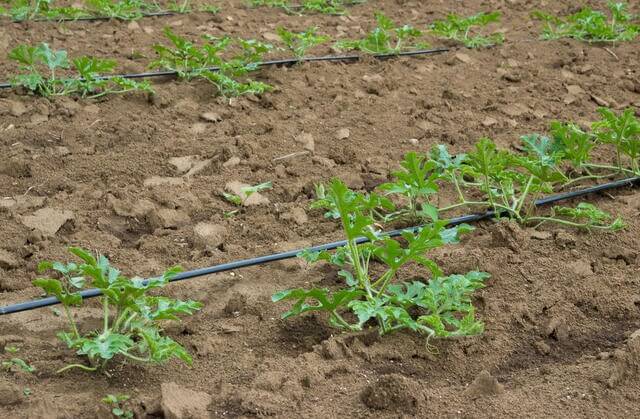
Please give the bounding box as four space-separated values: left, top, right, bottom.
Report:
0 48 450 90
1 176 638 316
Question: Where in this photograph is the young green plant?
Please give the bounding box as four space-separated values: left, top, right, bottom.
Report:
222 181 272 206
428 11 504 48
273 179 489 341
532 2 639 43
277 26 329 59
8 43 152 98
34 247 202 374
151 28 273 97
335 12 426 53
102 394 134 419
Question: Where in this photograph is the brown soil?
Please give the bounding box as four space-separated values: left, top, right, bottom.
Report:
1 0 640 417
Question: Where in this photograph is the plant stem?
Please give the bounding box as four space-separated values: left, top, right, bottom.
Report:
63 305 80 340
102 296 110 334
527 216 617 230
583 162 635 175
119 352 151 363
57 363 98 374
514 175 534 215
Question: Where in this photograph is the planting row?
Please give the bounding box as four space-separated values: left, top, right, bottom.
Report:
0 0 219 21
4 108 636 378
4 3 639 99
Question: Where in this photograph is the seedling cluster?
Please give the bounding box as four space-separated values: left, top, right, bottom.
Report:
375 108 637 230
335 12 427 53
274 179 488 341
533 2 639 43
151 28 273 97
248 0 366 15
34 247 202 374
428 11 504 48
8 43 152 98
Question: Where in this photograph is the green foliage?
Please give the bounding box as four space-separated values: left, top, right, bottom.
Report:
0 0 87 21
247 0 364 15
2 358 36 373
429 11 505 48
102 394 133 419
549 121 596 170
335 12 427 53
274 179 488 341
223 181 272 206
4 345 20 353
592 107 640 174
34 247 202 374
378 152 440 222
277 26 329 59
151 28 273 97
0 0 173 21
426 134 623 230
533 2 639 43
540 203 626 231
8 43 152 98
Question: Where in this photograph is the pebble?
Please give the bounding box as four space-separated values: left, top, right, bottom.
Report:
161 382 211 419
200 112 222 123
149 208 191 229
21 208 74 236
295 133 315 152
335 128 350 140
193 223 228 250
0 249 20 269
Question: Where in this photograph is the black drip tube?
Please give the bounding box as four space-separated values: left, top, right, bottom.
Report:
1 176 638 316
0 48 450 90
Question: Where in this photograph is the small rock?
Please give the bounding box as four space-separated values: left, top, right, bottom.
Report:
149 208 191 229
530 230 552 240
404 138 419 145
108 195 155 219
8 101 28 117
546 317 570 341
295 133 315 152
565 85 585 96
143 177 185 187
554 230 576 248
455 52 472 63
482 116 498 127
169 156 199 174
262 32 280 42
0 249 20 270
335 128 350 140
311 156 336 168
534 340 551 355
360 374 418 414
362 74 384 95
464 370 504 398
564 95 577 105
568 259 593 277
21 208 74 236
30 113 48 124
281 207 308 225
161 382 211 419
127 21 140 31
222 156 241 169
185 160 212 178
274 164 287 178
200 112 222 123
225 181 270 206
590 94 610 107
500 103 529 118
193 223 227 250
0 379 22 406
190 123 207 134
224 292 247 315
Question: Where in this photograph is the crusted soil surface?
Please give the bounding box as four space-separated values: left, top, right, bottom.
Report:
1 0 640 417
